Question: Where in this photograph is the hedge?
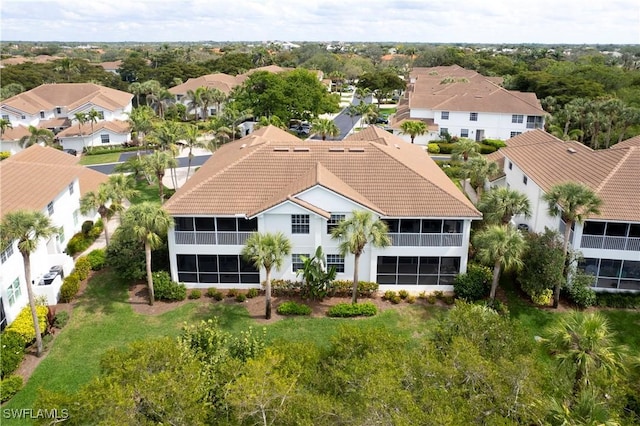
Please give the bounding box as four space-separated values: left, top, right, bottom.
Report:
59 273 81 303
87 249 106 270
153 271 187 301
277 301 312 316
5 305 48 345
0 375 23 403
0 331 25 378
327 302 377 317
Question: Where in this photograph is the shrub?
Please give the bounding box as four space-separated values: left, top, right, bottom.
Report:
277 301 312 316
531 289 553 306
0 332 25 379
482 139 506 149
74 256 92 281
6 305 48 345
87 221 104 239
188 290 202 299
427 143 440 154
418 291 427 299
54 311 69 329
153 271 187 301
81 220 94 235
437 143 456 154
65 233 92 256
566 271 596 309
382 290 397 301
426 295 437 304
398 289 409 300
235 294 247 303
390 294 402 304
443 295 455 305
328 280 378 298
246 288 259 298
406 295 417 304
485 299 510 315
596 292 640 309
59 273 80 303
211 291 224 301
453 263 492 301
478 144 497 154
0 375 23 403
227 289 239 298
433 291 444 300
269 279 303 297
0 151 10 161
87 249 106 270
327 302 377 317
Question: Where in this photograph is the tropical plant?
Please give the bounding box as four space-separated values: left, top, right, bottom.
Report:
106 174 138 220
0 210 58 356
182 123 205 180
241 232 292 319
473 224 527 300
253 116 287 130
461 156 499 198
542 182 602 308
330 210 391 303
478 187 532 225
80 184 115 247
451 138 480 162
310 118 340 140
72 112 88 151
127 106 155 147
141 151 177 202
399 120 427 144
86 108 101 150
18 125 54 148
296 246 337 300
1 118 14 138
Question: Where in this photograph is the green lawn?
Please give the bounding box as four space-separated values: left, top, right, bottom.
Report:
78 152 121 165
130 179 165 205
378 107 397 116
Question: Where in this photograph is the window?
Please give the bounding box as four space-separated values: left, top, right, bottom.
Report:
291 214 309 234
327 254 345 273
508 161 513 170
461 129 469 138
56 107 62 114
523 176 528 185
469 112 478 121
1 114 9 121
175 217 195 231
58 228 65 244
100 134 110 144
97 111 104 119
195 218 216 231
1 243 14 264
47 202 54 215
512 114 523 124
376 256 461 285
40 111 45 118
441 111 449 120
440 128 448 136
73 210 79 226
526 116 543 129
8 278 21 306
292 254 307 272
68 182 74 195
176 254 259 284
510 131 522 138
21 115 25 119
327 214 345 234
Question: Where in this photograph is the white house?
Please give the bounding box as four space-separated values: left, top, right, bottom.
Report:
391 65 546 145
0 145 108 329
489 130 640 292
163 125 482 292
56 120 131 152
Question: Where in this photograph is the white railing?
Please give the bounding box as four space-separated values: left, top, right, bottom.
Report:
389 233 463 247
175 231 252 245
581 235 640 251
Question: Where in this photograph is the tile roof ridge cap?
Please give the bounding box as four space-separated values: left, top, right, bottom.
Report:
595 146 634 194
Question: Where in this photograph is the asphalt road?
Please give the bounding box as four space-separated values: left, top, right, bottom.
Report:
88 154 211 175
310 95 372 141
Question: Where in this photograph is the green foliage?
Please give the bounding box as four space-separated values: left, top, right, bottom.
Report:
382 290 396 301
59 273 80 303
87 220 104 239
235 294 247 303
105 227 146 282
0 375 23 403
426 295 437 304
482 139 507 149
6 305 48 345
270 279 303 296
277 301 312 316
453 263 492 301
531 289 553 306
436 142 456 154
152 271 187 301
329 280 379 298
81 220 94 235
206 288 224 301
297 246 337 300
65 233 92 256
565 271 597 308
398 289 409 299
427 143 440 153
226 289 239 298
188 289 201 299
596 292 640 309
0 331 25 379
433 290 444 299
84 145 141 155
246 288 259 298
406 295 417 304
0 151 10 161
54 311 69 329
86 249 106 270
477 143 497 154
518 229 565 301
74 256 91 281
327 302 377 317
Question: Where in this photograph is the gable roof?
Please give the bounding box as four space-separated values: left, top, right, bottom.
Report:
0 145 108 216
56 120 130 138
611 135 640 149
1 83 132 115
164 125 480 219
169 73 243 96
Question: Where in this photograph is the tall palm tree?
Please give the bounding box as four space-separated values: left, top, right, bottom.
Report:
209 88 227 118
241 232 292 319
106 174 139 221
542 182 602 308
149 88 175 119
0 210 57 356
451 138 480 162
357 103 379 125
128 82 143 108
399 120 427 144
330 210 391 303
127 106 155 148
80 183 115 247
477 187 532 225
149 120 183 189
18 126 55 148
473 224 527 300
254 116 287 130
461 156 499 198
86 109 101 151
186 87 205 121
311 118 340 140
141 151 177 203
182 123 205 180
122 202 173 305
543 311 627 397
0 118 13 138
73 112 88 152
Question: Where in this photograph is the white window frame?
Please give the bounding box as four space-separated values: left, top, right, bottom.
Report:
292 253 308 273
512 114 523 124
441 111 449 120
327 254 345 273
47 201 54 215
8 278 21 306
1 243 14 264
469 112 478 121
291 214 310 234
100 134 110 144
461 129 469 138
327 214 345 234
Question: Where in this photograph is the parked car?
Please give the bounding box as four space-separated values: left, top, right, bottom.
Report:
63 149 78 156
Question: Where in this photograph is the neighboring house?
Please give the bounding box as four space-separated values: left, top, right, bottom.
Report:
0 145 108 329
56 120 131 152
391 65 546 145
164 125 481 292
489 130 640 292
99 60 123 74
169 73 243 118
0 125 32 155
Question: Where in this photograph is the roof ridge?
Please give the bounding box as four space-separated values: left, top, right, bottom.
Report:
595 146 634 194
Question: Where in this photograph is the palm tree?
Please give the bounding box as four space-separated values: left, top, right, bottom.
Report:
0 210 58 356
18 125 55 148
127 106 155 148
209 88 227 118
355 87 371 102
122 203 173 305
357 103 379 125
73 112 88 152
149 88 175 119
399 120 427 144
478 187 532 225
149 121 183 189
542 182 602 308
182 123 205 180
461 156 499 198
141 151 177 203
241 232 292 319
0 118 13 138
80 183 115 247
254 116 287 130
311 118 340 140
473 224 527 300
330 210 391 303
106 174 139 221
86 109 100 151
129 82 143 108
543 311 627 397
451 138 480 162
186 87 205 121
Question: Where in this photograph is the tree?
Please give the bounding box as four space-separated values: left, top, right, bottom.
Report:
310 118 340 140
0 210 57 356
356 70 405 107
461 156 499 198
80 184 115 247
399 120 427 144
106 174 138 221
477 187 532 225
127 106 155 148
542 182 602 308
330 210 391 303
241 232 292 319
253 115 287 130
18 125 54 148
518 229 565 304
122 203 173 305
141 151 177 203
182 123 205 180
73 112 88 151
86 108 100 150
297 246 337 300
473 224 527 300
128 82 143 108
0 118 13 138
451 138 480 162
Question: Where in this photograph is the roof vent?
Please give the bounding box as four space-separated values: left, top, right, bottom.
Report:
394 144 400 149
329 147 345 152
567 148 577 154
293 147 310 152
240 143 247 149
348 147 365 152
273 147 290 152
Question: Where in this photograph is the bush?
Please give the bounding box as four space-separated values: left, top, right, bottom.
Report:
153 271 187 301
65 233 92 256
87 249 106 270
566 271 596 309
382 290 397 301
329 280 378 298
406 295 416 304
277 301 312 316
485 299 510 315
81 220 94 235
482 139 506 149
426 295 437 304
206 288 223 300
453 263 492 301
74 256 92 281
227 289 239 298
269 279 303 297
531 289 553 306
437 143 456 154
246 288 259 298
596 292 640 309
5 305 48 345
87 221 104 239
478 144 497 154
54 311 69 329
390 294 402 304
235 294 247 303
327 302 377 317
398 289 409 300
0 375 23 403
0 332 25 379
59 273 80 303
0 151 10 161
433 291 444 300
188 290 202 299
443 295 455 305
427 143 440 154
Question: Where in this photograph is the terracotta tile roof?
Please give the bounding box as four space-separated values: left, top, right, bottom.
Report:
165 125 481 219
39 117 71 128
1 83 132 115
0 145 108 217
100 60 122 70
1 125 31 141
169 73 243 96
56 120 130 137
611 135 640 149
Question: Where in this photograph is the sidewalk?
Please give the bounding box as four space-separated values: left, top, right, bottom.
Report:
78 208 126 257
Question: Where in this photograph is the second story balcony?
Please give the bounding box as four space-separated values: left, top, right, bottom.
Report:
383 219 464 247
173 216 257 246
580 221 640 252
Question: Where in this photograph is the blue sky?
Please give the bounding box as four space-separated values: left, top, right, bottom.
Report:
1 0 639 44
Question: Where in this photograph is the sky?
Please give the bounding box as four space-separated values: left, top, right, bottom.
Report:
1 0 639 44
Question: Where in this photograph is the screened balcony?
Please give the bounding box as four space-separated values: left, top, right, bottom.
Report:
173 217 257 245
383 219 464 247
580 221 640 252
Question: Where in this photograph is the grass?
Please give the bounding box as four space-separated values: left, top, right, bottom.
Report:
78 152 121 165
378 107 397 116
129 179 165 205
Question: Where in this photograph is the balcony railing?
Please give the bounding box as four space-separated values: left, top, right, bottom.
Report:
388 233 463 247
580 235 640 251
175 231 252 245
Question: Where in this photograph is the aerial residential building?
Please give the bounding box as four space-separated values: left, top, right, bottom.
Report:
56 120 131 152
164 125 481 292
